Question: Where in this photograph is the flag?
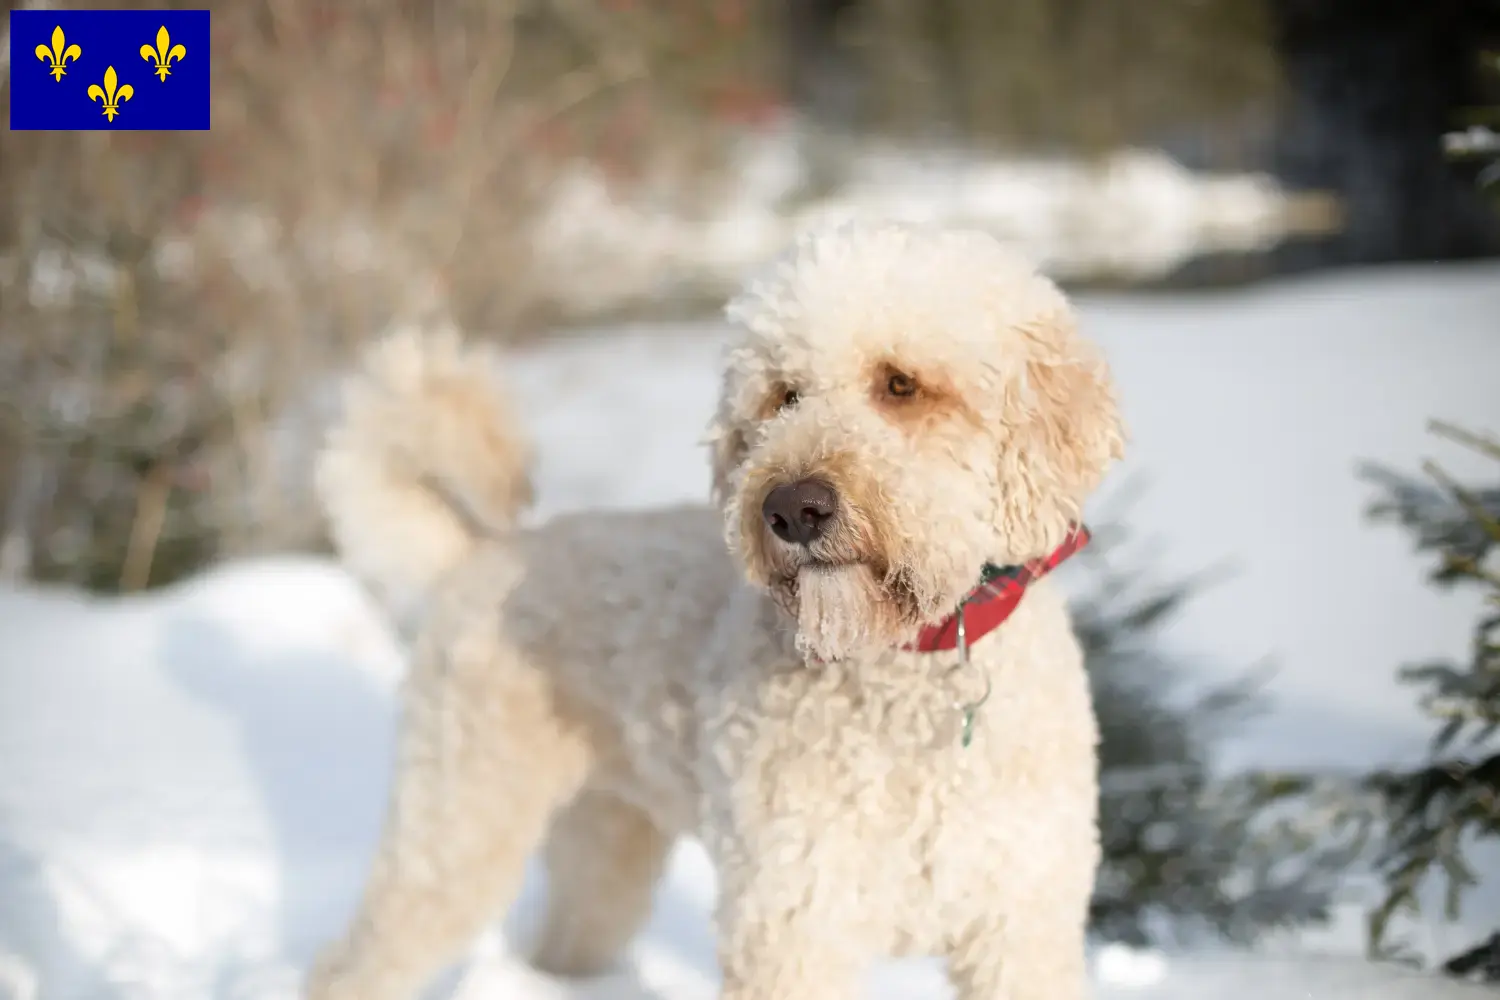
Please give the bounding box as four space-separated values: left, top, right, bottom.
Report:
9 9 210 130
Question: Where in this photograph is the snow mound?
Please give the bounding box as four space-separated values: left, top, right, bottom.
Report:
531 132 1337 316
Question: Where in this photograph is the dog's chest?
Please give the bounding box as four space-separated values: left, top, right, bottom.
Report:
698 656 1010 940
689 589 1097 952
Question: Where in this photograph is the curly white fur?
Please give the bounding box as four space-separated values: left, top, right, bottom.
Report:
306 222 1124 1000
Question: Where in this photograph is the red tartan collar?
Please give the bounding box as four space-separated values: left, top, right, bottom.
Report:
901 525 1090 653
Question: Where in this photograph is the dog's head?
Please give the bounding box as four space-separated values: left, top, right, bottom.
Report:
707 222 1124 661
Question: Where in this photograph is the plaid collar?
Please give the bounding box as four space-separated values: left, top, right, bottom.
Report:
901 525 1090 653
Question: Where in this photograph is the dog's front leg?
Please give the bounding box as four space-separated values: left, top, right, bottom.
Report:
713 878 863 1000
946 908 1090 1000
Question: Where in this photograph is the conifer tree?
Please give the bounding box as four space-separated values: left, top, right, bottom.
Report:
1358 423 1500 982
1078 517 1347 945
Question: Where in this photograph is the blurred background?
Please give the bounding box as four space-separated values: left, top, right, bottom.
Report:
1 1 1498 998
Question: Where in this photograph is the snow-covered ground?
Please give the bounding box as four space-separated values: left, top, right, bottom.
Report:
530 132 1338 316
2 263 1498 998
10 131 1335 329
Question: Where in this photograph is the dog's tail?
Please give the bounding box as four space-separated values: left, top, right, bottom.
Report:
314 324 532 628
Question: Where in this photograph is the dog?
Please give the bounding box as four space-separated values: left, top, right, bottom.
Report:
305 222 1124 1000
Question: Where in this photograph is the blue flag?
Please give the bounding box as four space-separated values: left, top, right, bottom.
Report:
9 9 210 130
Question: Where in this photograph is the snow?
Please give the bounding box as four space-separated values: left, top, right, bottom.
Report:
0 560 402 999
530 131 1337 316
6 131 1330 328
3 264 1499 998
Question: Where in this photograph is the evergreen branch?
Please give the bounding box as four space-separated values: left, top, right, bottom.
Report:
1429 420 1500 462
1443 932 1500 980
1360 423 1500 974
1422 459 1500 546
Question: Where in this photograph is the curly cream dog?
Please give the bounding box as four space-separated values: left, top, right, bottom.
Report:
306 223 1124 1000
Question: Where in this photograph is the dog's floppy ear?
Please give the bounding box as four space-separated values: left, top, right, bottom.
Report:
706 369 749 506
996 314 1124 559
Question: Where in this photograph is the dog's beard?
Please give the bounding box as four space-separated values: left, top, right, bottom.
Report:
785 563 911 662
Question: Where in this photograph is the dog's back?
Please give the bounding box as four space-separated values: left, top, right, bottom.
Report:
314 328 742 828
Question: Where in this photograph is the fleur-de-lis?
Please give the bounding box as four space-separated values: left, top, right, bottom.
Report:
34 25 81 81
87 66 134 122
139 25 186 81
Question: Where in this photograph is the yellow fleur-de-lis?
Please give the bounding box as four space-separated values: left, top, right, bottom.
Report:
139 25 186 81
87 66 134 122
34 25 81 81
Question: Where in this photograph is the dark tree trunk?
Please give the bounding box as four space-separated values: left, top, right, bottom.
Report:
779 0 863 131
1267 0 1500 270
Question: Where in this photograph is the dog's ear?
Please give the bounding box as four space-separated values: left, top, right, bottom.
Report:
706 371 749 506
996 315 1124 559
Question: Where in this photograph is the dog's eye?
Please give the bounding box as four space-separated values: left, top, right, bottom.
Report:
886 372 917 397
780 388 800 410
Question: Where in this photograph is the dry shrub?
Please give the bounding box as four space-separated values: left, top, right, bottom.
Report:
0 0 1275 592
0 0 777 590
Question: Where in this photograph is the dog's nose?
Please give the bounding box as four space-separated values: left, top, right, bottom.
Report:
761 478 838 546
